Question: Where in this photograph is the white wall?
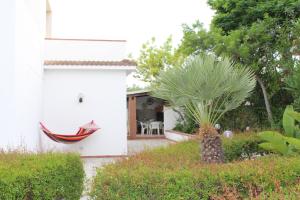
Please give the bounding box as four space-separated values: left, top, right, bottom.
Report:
14 0 45 150
45 39 127 61
0 0 45 150
0 0 17 148
42 69 128 156
163 106 180 131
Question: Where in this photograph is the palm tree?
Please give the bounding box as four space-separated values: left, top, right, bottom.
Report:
152 54 256 163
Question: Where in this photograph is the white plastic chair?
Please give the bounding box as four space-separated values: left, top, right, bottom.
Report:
149 121 163 135
139 121 149 135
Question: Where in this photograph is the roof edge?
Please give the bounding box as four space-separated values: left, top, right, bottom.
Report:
127 89 152 96
45 38 127 42
44 65 136 71
44 59 137 66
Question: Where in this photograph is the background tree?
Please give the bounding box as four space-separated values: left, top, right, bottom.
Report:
152 54 256 163
127 84 145 92
136 36 181 82
178 0 300 127
286 65 300 110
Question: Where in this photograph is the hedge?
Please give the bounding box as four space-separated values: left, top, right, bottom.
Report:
258 183 300 200
0 152 84 200
222 133 265 162
90 134 299 199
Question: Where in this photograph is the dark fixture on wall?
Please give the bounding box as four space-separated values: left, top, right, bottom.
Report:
78 93 84 103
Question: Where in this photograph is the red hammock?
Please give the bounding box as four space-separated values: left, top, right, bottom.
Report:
40 121 100 144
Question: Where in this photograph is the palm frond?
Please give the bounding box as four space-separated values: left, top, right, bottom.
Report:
151 54 256 127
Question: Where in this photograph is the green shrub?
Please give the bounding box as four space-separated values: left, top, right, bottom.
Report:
90 135 286 200
218 105 267 131
222 133 265 162
91 155 300 199
0 152 84 200
258 183 300 199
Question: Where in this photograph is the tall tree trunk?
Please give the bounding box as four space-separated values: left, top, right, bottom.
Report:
256 75 274 127
199 126 224 164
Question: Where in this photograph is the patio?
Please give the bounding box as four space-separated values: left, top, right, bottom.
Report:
127 90 166 139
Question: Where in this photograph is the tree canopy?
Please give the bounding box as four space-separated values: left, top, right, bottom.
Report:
136 37 178 82
177 0 300 126
136 0 300 128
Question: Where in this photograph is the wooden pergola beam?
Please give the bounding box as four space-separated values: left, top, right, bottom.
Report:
128 96 137 139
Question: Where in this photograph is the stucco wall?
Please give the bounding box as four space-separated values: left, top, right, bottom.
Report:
163 106 180 131
14 0 45 150
0 0 45 150
42 69 128 156
0 0 17 148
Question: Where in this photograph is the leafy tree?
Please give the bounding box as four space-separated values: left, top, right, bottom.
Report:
136 36 181 82
178 0 300 127
152 54 256 163
127 84 145 92
286 65 300 110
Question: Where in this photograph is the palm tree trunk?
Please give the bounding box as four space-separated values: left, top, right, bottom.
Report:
256 75 274 127
199 126 224 163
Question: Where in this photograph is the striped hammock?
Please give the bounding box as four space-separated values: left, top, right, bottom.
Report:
40 121 100 144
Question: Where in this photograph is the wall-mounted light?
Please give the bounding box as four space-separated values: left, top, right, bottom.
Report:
78 93 84 104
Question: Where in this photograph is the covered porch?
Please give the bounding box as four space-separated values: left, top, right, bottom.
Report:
127 90 165 139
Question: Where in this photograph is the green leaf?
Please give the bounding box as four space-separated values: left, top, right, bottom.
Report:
287 111 300 123
294 126 300 139
258 142 288 155
295 132 300 139
284 137 300 150
258 142 275 151
258 131 285 143
283 105 295 137
258 131 289 155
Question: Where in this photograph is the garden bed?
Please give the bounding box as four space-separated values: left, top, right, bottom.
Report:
0 152 84 200
90 134 300 199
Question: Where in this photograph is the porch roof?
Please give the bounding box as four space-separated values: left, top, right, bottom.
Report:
127 89 152 97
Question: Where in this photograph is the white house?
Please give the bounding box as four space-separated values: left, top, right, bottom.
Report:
0 0 183 156
42 38 135 156
0 0 136 156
